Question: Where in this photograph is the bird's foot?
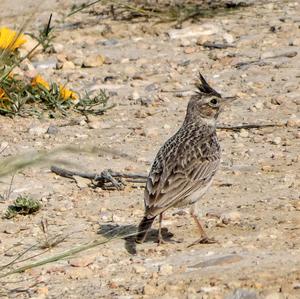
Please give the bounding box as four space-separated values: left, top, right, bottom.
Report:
187 236 217 248
156 234 176 246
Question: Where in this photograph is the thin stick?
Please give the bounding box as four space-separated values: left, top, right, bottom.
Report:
217 123 286 130
50 166 147 181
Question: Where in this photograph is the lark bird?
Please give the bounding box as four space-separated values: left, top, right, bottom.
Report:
136 73 235 245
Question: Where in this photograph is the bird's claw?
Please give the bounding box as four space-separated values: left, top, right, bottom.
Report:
187 237 217 247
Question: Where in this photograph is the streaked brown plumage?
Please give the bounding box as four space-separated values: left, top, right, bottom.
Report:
136 73 235 245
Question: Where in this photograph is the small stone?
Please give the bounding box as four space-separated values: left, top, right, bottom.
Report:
239 129 249 138
132 90 140 100
142 127 159 137
28 126 48 136
264 293 285 299
145 83 159 92
180 39 191 47
32 58 58 70
3 222 20 234
159 264 173 275
221 211 241 225
53 43 64 53
21 34 43 56
62 61 75 69
47 125 59 135
272 137 281 145
133 264 146 274
88 120 102 129
101 39 118 46
74 176 90 189
0 142 9 152
36 287 49 297
168 23 220 39
254 101 263 110
184 47 196 54
192 254 243 268
223 33 234 44
82 55 105 67
143 284 157 295
69 256 95 267
225 288 259 299
293 200 300 211
287 118 300 127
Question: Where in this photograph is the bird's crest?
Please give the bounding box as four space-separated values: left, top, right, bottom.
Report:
196 73 221 97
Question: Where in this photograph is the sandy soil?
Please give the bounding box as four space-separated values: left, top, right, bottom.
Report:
0 1 299 298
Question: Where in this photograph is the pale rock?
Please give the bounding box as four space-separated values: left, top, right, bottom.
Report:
272 137 281 145
132 90 140 100
180 39 191 47
223 33 235 44
62 61 75 69
74 176 90 188
0 142 9 152
264 293 285 299
254 101 264 110
21 58 36 72
168 23 220 39
88 120 102 129
32 58 58 70
142 127 159 137
133 264 146 274
293 200 300 211
53 43 64 53
192 254 243 268
287 117 300 127
225 288 259 299
184 47 196 54
221 211 241 224
21 34 43 56
69 256 95 267
159 264 173 275
3 222 21 234
143 284 157 295
239 129 249 138
82 55 105 67
28 126 48 136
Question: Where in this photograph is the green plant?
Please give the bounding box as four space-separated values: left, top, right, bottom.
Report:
3 196 41 219
75 89 115 115
28 14 55 53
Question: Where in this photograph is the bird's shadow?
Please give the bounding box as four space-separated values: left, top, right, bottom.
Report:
97 224 174 255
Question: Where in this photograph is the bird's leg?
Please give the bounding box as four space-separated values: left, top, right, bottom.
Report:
157 213 166 245
188 210 216 247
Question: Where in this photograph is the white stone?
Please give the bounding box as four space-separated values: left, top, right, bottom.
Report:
168 23 220 39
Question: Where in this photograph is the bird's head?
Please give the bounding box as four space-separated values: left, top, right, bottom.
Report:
186 73 235 126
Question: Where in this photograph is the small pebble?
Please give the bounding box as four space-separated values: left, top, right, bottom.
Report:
159 264 173 276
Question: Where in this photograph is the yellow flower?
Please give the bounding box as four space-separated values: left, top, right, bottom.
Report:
0 88 11 110
0 27 26 51
0 88 5 99
59 85 78 100
31 75 50 90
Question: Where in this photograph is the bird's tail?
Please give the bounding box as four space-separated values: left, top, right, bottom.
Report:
136 216 156 243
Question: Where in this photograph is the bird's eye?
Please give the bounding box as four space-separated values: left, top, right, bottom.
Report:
209 98 219 106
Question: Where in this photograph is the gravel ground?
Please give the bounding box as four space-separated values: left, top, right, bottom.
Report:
0 1 299 298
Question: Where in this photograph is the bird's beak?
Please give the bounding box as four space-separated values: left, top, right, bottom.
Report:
223 96 237 102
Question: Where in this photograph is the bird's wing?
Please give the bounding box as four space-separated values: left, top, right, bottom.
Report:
144 142 220 215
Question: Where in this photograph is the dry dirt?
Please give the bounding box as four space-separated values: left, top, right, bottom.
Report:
0 1 299 298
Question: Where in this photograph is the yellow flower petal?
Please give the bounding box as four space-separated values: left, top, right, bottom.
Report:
59 85 78 100
0 88 11 110
31 75 50 90
0 27 26 51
